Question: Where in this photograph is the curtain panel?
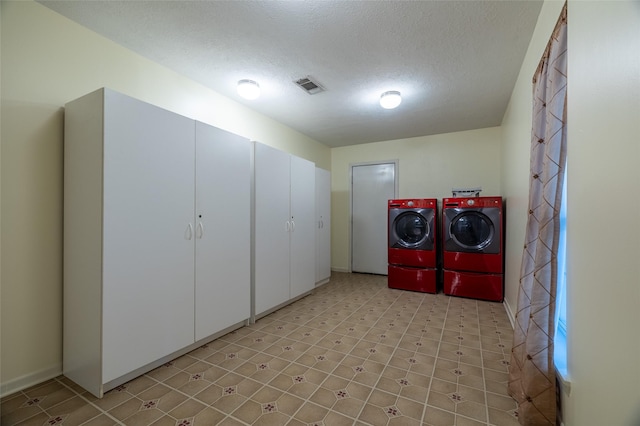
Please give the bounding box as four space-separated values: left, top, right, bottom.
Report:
508 4 567 425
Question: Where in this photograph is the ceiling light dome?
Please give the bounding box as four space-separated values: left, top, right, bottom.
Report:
237 79 260 100
380 91 401 109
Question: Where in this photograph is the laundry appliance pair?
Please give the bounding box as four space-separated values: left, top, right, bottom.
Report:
388 196 504 301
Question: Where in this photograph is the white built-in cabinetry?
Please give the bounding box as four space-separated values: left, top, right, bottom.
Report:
63 88 250 397
315 167 331 285
254 143 316 317
194 122 251 340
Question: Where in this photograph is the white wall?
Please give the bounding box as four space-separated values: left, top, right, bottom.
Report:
502 1 640 424
330 127 501 272
0 0 329 395
565 1 640 424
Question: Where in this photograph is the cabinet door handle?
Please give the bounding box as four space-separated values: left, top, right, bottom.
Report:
196 221 205 239
185 223 193 240
285 221 290 232
291 220 296 232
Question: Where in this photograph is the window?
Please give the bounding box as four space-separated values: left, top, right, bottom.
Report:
554 169 568 378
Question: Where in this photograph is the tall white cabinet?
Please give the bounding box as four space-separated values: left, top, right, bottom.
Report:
315 167 331 285
64 89 250 397
194 122 251 340
254 143 316 317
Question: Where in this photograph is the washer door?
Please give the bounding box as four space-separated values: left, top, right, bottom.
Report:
389 209 434 250
444 208 500 254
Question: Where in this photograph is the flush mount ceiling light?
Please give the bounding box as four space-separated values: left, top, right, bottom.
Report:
237 79 260 100
379 90 402 109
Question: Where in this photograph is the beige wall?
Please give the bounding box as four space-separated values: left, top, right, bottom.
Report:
565 1 639 424
330 127 501 272
502 1 640 424
0 0 329 394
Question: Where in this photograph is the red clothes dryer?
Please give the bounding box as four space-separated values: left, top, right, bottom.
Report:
388 198 437 293
442 196 504 301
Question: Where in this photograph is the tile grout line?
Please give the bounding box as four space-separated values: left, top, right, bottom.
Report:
216 279 392 425
476 299 492 426
0 389 48 425
462 298 494 426
419 292 451 425
282 279 424 424
198 296 364 424
53 376 126 426
346 285 408 425
287 280 399 425
143 351 247 425
481 302 494 426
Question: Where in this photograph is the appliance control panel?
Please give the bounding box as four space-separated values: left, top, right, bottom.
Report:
443 196 502 208
389 199 436 208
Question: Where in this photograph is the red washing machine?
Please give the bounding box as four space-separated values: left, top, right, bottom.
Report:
388 199 437 293
442 196 504 301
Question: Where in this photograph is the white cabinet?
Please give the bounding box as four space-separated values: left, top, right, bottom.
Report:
315 167 331 285
100 91 197 387
290 156 317 299
64 88 195 396
254 143 315 317
254 143 291 315
195 122 250 340
64 89 250 397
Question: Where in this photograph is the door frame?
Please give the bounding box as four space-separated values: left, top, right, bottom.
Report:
349 160 399 273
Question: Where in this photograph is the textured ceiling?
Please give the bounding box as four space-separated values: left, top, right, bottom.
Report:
40 1 543 148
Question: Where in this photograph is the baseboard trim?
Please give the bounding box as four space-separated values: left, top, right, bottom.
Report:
315 277 330 287
0 364 62 398
503 299 516 329
254 290 313 322
331 267 350 273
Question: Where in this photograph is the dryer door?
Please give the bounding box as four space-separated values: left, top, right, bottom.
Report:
389 208 435 250
444 208 500 254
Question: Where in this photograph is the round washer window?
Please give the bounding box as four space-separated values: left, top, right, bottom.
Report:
450 212 494 250
394 212 429 248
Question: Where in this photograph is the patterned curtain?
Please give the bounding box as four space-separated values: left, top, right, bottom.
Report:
508 4 567 425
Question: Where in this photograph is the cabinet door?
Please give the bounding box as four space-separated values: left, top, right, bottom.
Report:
102 90 195 382
315 168 331 283
290 156 316 299
254 143 291 316
195 122 250 341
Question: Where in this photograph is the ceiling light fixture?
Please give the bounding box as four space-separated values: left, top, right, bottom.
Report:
379 91 402 109
237 79 260 100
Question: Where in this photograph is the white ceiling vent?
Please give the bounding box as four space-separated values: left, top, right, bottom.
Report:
294 76 325 95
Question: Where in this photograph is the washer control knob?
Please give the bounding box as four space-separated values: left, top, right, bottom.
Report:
407 201 414 207
467 199 475 206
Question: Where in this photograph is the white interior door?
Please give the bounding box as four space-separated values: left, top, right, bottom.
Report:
351 162 396 275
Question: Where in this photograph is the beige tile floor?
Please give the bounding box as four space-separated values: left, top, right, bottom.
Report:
1 272 519 426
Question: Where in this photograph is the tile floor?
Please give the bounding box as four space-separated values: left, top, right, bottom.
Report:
1 272 519 426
